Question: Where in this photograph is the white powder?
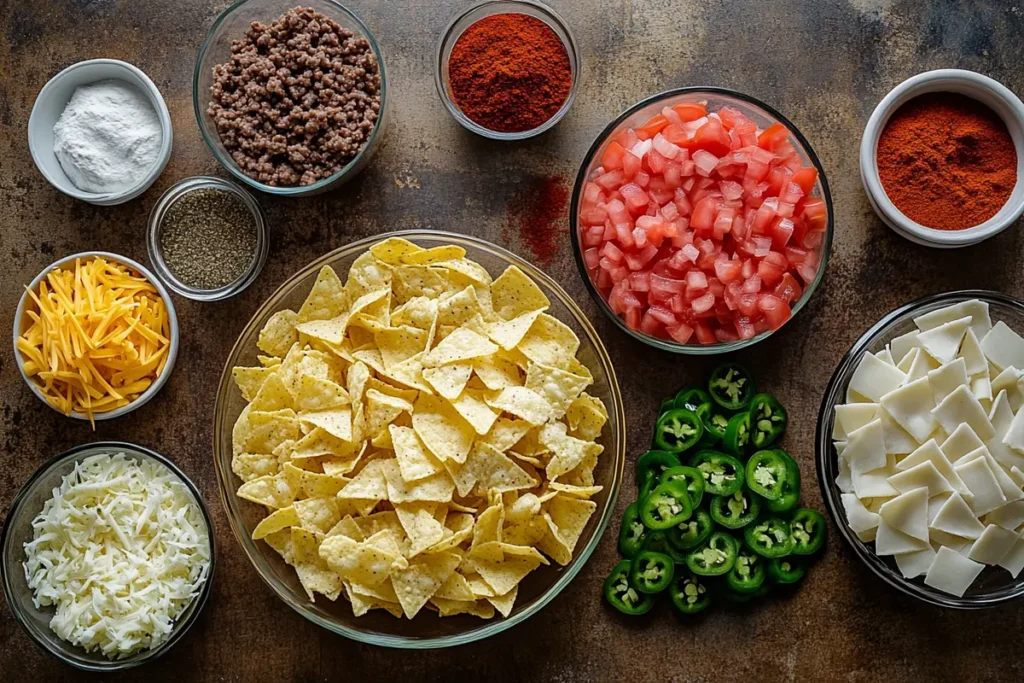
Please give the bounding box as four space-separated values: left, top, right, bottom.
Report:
52 79 163 193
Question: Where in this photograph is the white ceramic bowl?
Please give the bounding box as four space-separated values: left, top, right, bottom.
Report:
860 69 1024 248
28 59 173 206
13 252 180 421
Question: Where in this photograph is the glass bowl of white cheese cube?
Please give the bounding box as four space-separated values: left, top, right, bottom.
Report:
816 291 1024 608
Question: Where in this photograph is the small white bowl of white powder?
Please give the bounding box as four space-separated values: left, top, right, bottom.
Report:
28 59 173 206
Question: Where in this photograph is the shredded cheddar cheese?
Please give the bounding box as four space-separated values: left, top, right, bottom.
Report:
17 257 171 426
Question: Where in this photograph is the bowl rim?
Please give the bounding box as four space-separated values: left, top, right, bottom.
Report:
192 0 388 196
146 175 270 301
212 229 626 647
0 440 216 671
11 251 180 421
814 289 1024 609
859 68 1024 247
568 86 835 355
433 0 581 140
27 58 173 205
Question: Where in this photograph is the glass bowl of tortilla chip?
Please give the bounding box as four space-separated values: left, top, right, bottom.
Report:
213 230 625 647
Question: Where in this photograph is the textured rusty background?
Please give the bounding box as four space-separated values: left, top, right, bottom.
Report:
3 0 1024 681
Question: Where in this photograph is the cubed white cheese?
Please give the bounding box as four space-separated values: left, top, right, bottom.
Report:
982 321 1024 371
971 374 993 402
849 352 907 402
879 487 930 543
906 350 940 382
917 316 971 365
924 546 985 597
833 403 880 441
854 464 899 499
881 378 937 443
876 348 895 365
879 406 922 455
915 300 991 338
897 347 920 374
966 524 1020 564
932 385 995 442
930 492 986 539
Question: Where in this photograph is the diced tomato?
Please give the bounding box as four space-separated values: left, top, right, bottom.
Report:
667 323 694 344
596 170 625 190
791 167 818 197
758 294 791 330
690 196 718 234
803 197 828 232
583 248 600 270
638 114 670 138
691 119 731 157
639 312 662 336
713 259 743 284
757 123 790 151
601 142 626 171
622 152 642 179
757 251 788 286
672 103 708 122
770 217 794 249
774 273 802 303
615 128 640 150
694 322 716 344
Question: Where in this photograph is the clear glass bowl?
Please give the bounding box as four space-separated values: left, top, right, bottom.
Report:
570 87 834 354
434 0 580 140
1 442 216 671
212 230 626 647
146 176 269 301
815 290 1024 609
192 0 389 196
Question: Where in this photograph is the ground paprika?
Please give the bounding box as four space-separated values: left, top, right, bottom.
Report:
876 92 1017 230
447 13 572 133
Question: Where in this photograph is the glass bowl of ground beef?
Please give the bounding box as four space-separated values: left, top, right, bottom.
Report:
193 0 389 195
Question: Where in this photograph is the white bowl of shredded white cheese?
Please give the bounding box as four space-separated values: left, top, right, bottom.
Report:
28 59 173 206
1 443 213 671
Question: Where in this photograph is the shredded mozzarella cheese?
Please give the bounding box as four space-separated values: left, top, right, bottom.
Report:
23 453 210 659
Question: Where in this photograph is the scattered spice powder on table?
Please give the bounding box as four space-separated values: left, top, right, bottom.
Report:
507 174 569 265
447 13 572 133
159 189 258 290
876 92 1017 230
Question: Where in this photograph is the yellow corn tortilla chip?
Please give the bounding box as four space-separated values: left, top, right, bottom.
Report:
441 258 492 286
391 424 445 482
437 286 482 327
291 427 359 460
472 554 541 597
424 327 499 367
400 245 466 265
536 513 572 566
434 571 476 601
375 325 429 370
482 418 532 452
540 422 604 479
472 501 504 550
485 386 552 425
291 526 323 564
252 505 301 540
320 533 403 587
395 502 447 557
370 237 425 264
486 586 518 618
391 551 463 619
233 366 277 402
382 458 455 504
517 314 580 370
348 588 404 618
412 394 476 463
232 452 279 482
547 495 597 553
449 389 499 436
548 482 603 498
490 265 551 320
295 314 349 346
565 392 609 441
293 495 342 534
299 408 353 443
285 464 347 500
297 266 347 322
337 458 389 501
258 309 299 356
472 355 522 391
249 373 294 412
327 515 366 541
431 597 495 618
486 309 545 350
525 361 590 420
504 516 548 547
467 442 536 494
393 264 449 303
293 375 350 412
364 389 414 439
422 363 473 400
505 491 542 523
295 561 343 602
237 472 298 509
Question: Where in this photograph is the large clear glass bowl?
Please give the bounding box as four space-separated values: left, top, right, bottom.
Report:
815 290 1024 609
1 442 216 671
192 0 389 196
570 87 834 354
212 230 626 647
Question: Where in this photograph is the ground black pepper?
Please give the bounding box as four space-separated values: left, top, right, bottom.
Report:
159 189 258 290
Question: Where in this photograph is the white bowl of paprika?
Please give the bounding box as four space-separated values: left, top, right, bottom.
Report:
860 69 1024 248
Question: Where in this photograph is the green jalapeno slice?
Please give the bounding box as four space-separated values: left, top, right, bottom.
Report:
684 531 738 577
709 490 761 530
673 387 712 413
749 393 788 449
766 449 801 515
768 556 807 584
689 450 745 496
669 571 712 615
635 450 681 492
697 402 731 444
745 449 790 501
629 550 675 594
617 501 648 558
641 529 687 563
604 559 656 615
653 409 704 453
667 509 713 552
726 545 766 594
639 481 693 530
790 508 827 555
744 517 795 559
659 466 705 509
722 411 752 457
708 363 755 410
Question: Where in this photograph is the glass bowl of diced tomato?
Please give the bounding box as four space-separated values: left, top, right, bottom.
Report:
570 88 833 353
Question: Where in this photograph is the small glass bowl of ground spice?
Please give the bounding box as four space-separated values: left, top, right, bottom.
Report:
435 0 580 140
861 69 1024 248
147 177 268 301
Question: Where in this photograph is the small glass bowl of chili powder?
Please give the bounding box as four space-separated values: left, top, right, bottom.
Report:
861 69 1024 248
435 0 580 140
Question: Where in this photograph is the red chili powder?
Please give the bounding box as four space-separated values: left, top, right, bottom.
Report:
507 175 570 265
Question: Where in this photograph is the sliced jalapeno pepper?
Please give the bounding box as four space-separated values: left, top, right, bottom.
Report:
768 556 807 584
629 550 675 594
685 531 738 577
673 387 712 413
604 559 655 615
659 466 705 509
642 529 687 563
617 501 647 558
708 363 755 410
726 545 766 594
697 402 731 444
640 481 693 530
745 449 789 501
689 450 745 496
709 490 761 530
669 571 712 615
749 393 788 448
790 508 827 555
744 517 795 559
766 449 801 515
635 450 681 492
654 409 704 453
722 411 752 458
659 396 676 416
667 509 713 552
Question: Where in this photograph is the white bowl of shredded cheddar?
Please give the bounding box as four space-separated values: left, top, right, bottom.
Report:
13 251 179 425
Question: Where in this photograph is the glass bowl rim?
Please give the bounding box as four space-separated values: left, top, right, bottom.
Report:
814 289 1024 609
191 0 388 196
569 86 835 355
433 0 581 140
0 440 217 671
212 229 626 648
146 175 270 301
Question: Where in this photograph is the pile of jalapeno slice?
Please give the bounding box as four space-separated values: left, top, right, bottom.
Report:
604 364 827 616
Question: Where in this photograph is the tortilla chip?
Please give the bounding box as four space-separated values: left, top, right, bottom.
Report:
294 375 350 412
449 389 500 435
295 314 349 346
252 505 300 540
485 386 552 425
391 424 445 482
487 309 545 350
395 502 447 557
297 266 347 322
259 309 300 356
299 408 353 443
391 551 463 618
482 418 532 452
237 472 297 509
337 459 389 501
412 394 476 463
370 237 425 264
232 451 279 482
431 597 495 618
424 327 499 367
486 586 518 617
401 245 466 265
517 314 580 370
422 363 473 400
525 361 590 420
382 458 455 504
233 366 277 402
491 265 551 320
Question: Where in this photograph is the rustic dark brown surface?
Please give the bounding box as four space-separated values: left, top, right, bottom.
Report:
3 0 1024 681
